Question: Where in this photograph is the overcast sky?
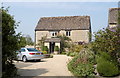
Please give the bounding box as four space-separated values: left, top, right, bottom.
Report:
3 2 118 41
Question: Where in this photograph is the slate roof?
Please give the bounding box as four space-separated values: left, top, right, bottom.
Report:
35 16 91 31
108 8 120 24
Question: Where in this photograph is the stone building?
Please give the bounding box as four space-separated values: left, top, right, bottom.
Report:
108 8 120 28
35 16 91 53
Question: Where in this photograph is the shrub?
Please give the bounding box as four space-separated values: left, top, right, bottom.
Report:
68 55 95 76
69 52 78 57
2 63 18 78
69 44 84 53
61 52 66 55
67 52 71 56
97 55 120 77
68 48 95 76
91 27 120 60
54 46 59 51
79 48 95 64
66 52 78 57
42 46 48 52
42 51 48 54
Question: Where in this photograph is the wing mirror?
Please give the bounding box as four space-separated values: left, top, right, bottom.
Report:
19 51 21 53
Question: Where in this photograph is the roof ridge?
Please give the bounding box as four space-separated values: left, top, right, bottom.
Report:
40 15 90 19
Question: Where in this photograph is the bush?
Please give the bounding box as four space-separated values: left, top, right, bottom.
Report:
67 52 71 56
2 63 18 78
68 55 95 76
79 48 95 64
97 54 120 77
42 51 48 54
67 48 96 76
61 52 66 55
42 46 48 52
69 44 84 53
66 52 78 57
91 27 120 60
54 46 59 51
69 52 78 57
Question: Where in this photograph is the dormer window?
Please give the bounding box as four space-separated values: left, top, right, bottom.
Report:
66 30 71 36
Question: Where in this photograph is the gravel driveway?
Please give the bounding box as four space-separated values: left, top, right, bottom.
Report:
14 55 73 76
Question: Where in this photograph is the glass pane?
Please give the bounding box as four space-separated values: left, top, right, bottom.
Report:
69 31 71 36
66 31 68 36
20 49 25 52
27 48 38 52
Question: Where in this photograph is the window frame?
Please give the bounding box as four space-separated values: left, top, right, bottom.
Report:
50 31 59 37
66 30 71 36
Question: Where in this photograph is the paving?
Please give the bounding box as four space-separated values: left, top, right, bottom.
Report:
14 55 73 76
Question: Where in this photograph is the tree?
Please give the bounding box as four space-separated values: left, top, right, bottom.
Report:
2 7 26 78
91 28 120 59
25 35 34 45
57 35 71 52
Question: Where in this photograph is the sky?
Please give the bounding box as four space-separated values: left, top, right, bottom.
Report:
2 2 119 41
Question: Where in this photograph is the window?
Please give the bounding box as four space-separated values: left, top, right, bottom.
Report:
66 31 71 36
27 48 38 52
50 31 58 37
52 33 54 36
20 49 26 52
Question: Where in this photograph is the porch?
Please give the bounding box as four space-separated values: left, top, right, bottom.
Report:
44 38 61 54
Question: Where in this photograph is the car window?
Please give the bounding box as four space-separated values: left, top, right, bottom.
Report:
20 49 26 52
27 48 38 52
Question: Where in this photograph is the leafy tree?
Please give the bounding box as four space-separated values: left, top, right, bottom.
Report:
25 35 34 45
91 28 120 59
57 35 71 52
18 35 27 47
2 7 26 78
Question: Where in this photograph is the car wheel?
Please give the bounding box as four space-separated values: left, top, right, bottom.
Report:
22 56 27 62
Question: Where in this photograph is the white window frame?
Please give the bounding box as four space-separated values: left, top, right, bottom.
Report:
50 31 58 37
66 30 71 36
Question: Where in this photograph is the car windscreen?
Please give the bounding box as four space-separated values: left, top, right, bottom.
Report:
27 48 39 52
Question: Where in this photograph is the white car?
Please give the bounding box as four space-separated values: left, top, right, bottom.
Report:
16 48 44 62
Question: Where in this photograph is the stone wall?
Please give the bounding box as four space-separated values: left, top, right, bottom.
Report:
35 29 90 45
